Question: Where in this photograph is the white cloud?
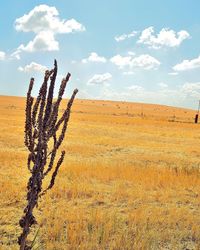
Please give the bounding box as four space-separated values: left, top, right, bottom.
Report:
82 52 107 63
13 4 85 56
101 84 146 101
87 73 112 85
102 81 200 104
168 72 178 76
15 5 85 33
115 31 137 42
18 31 59 54
101 85 150 101
128 51 136 56
110 55 132 69
181 82 200 98
58 18 85 33
18 62 47 73
0 51 6 60
91 80 200 108
10 51 21 60
110 53 160 70
138 26 190 49
158 82 168 88
173 56 200 71
131 54 160 69
123 71 135 75
127 85 144 92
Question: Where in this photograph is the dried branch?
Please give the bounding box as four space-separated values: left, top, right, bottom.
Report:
41 151 65 196
18 60 78 250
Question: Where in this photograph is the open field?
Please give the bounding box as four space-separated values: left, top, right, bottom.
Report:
0 95 200 249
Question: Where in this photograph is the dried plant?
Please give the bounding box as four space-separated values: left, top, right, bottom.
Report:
18 60 78 250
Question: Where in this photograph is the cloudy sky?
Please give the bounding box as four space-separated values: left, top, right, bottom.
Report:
0 0 200 109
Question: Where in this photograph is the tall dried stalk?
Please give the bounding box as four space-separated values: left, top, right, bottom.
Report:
18 60 78 250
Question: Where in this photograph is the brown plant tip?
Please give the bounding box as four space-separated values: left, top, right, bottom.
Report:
18 60 78 250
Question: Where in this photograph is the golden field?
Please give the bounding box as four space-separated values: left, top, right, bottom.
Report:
0 95 200 249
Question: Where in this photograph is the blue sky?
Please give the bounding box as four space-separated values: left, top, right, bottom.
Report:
0 0 200 109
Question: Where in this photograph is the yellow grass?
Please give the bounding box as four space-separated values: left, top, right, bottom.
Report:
0 95 200 249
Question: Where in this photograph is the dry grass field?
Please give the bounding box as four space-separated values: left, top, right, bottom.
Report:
0 95 200 249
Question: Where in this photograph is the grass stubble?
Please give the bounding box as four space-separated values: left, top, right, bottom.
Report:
0 95 200 249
